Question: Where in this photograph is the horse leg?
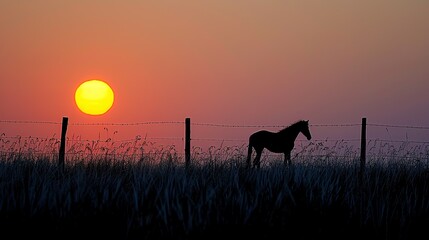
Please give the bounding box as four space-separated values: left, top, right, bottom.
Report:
246 143 253 168
284 152 291 166
253 149 262 169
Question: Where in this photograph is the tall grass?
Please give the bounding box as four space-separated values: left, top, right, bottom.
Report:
1 135 429 239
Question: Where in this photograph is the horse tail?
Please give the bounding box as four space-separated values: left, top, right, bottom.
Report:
246 141 252 168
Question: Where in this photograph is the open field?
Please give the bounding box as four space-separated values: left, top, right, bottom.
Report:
1 136 429 239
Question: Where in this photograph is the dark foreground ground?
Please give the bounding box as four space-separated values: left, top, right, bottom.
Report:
1 158 429 239
1 206 428 240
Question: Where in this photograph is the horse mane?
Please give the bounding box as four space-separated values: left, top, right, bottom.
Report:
278 120 307 134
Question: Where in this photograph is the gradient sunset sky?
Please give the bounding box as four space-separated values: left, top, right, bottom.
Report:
1 0 428 147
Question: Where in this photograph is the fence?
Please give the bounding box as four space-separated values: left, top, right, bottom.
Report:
1 117 429 171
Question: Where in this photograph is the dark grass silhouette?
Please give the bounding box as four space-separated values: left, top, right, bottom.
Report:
1 154 429 239
247 120 312 168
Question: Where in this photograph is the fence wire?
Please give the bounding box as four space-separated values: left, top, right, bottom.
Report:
2 119 428 129
2 119 429 154
368 123 429 130
191 123 361 128
1 120 429 144
0 120 60 124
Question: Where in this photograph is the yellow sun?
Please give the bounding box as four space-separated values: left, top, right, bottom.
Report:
75 80 114 115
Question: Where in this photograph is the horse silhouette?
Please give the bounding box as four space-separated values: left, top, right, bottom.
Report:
247 120 312 168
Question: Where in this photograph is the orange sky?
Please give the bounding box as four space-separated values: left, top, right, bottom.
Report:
1 0 428 150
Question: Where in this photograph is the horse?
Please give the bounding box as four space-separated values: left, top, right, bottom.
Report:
246 120 312 168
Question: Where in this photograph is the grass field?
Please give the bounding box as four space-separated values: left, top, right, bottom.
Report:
1 138 429 239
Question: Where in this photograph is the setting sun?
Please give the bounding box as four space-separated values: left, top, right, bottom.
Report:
75 80 114 115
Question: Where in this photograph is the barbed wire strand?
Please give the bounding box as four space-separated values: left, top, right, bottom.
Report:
3 134 429 145
0 120 60 124
368 124 429 130
191 123 361 128
69 121 184 126
2 119 429 129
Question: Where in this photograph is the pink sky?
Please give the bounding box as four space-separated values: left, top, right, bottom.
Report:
1 1 428 151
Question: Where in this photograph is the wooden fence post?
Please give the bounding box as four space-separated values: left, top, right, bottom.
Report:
360 117 367 176
59 116 68 168
185 118 191 168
